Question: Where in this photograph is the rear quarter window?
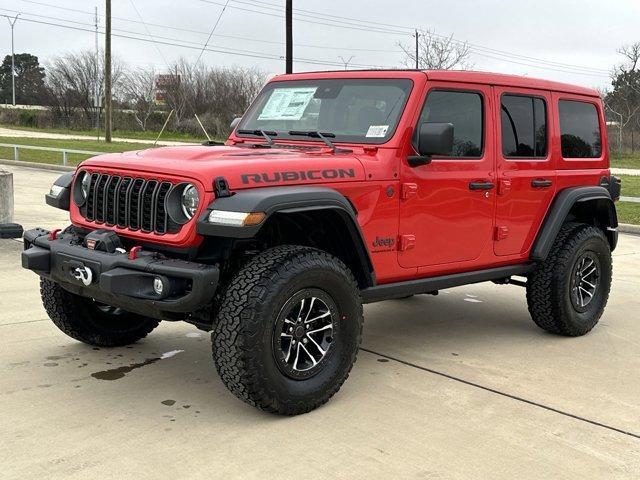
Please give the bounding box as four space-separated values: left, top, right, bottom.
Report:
558 100 602 158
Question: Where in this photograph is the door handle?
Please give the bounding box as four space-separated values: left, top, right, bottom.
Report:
531 179 553 188
469 181 495 191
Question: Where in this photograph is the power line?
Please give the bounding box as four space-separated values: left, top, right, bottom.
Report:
234 0 610 74
127 0 169 66
196 0 231 65
199 0 610 75
197 0 411 36
15 0 611 75
16 1 402 53
0 8 291 58
10 15 395 69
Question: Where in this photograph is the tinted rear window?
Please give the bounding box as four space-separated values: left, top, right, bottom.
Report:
559 100 602 158
501 95 547 158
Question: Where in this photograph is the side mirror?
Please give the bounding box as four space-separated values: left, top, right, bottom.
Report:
408 122 454 167
230 117 242 130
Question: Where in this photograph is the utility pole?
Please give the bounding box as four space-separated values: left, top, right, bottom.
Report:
94 6 100 138
414 29 419 70
104 0 112 142
4 14 19 106
285 0 292 73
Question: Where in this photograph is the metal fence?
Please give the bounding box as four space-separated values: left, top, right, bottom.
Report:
0 143 103 166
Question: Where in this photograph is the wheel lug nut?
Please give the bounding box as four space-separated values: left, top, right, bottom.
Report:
289 327 293 333
306 324 309 329
302 338 308 344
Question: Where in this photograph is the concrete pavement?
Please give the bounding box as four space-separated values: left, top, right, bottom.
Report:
1 165 640 479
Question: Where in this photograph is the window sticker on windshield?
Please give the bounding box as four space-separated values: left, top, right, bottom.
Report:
258 87 317 121
366 125 389 138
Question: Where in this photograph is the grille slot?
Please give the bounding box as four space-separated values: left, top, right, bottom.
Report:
79 173 178 235
105 176 121 225
140 180 158 232
154 182 172 234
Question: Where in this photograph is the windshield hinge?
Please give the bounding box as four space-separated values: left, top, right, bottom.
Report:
214 176 232 198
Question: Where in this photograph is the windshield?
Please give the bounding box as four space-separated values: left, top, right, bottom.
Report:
237 78 413 144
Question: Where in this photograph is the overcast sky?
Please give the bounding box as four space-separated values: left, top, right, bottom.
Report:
1 0 638 90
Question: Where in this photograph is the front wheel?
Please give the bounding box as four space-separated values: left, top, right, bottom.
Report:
526 223 612 336
40 279 160 347
212 246 363 415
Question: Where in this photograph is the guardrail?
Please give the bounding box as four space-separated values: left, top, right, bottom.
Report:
0 143 103 166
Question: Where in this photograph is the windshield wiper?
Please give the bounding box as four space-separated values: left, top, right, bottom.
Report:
237 129 277 147
288 130 351 153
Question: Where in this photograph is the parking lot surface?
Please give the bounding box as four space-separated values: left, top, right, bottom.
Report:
1 164 640 479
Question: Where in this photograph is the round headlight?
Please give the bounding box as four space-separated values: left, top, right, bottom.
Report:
81 172 91 199
181 184 199 219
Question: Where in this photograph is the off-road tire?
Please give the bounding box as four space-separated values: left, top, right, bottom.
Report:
526 223 612 336
212 245 363 415
40 279 160 347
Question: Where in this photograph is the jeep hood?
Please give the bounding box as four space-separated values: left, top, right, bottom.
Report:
80 145 366 191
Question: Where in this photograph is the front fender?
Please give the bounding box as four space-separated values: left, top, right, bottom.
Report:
197 186 357 238
196 186 374 286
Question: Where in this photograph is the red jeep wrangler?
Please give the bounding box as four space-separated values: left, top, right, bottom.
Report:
23 70 621 415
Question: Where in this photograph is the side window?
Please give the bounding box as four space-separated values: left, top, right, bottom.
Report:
417 90 483 158
559 100 602 158
501 95 547 158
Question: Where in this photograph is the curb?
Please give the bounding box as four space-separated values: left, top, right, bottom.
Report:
619 223 640 236
0 159 74 172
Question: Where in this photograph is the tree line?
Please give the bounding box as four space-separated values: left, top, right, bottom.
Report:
2 40 640 149
0 51 266 138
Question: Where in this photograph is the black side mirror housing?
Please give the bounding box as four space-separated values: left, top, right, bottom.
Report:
408 122 454 167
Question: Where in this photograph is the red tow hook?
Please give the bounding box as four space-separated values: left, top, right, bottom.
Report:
48 229 61 241
128 246 142 260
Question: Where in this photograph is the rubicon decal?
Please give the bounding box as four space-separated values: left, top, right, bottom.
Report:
241 169 355 184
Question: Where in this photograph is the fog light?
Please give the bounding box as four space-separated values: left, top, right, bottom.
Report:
153 277 164 296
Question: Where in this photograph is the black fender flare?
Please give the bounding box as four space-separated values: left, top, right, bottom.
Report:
196 186 374 285
531 186 618 261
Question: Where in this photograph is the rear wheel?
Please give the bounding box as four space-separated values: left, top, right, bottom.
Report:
526 223 612 336
212 245 363 415
40 279 160 347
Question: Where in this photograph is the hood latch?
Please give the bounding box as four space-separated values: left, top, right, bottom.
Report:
214 176 232 198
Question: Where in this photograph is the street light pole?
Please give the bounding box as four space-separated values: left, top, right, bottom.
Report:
4 14 19 106
339 56 354 70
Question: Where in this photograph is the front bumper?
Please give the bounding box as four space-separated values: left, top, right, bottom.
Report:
22 228 219 320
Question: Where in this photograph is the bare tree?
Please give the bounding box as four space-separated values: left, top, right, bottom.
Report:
122 67 157 131
606 43 640 152
399 29 472 70
46 50 123 127
162 59 266 136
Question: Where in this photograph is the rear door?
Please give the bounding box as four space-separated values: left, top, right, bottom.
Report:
493 87 557 256
398 82 496 269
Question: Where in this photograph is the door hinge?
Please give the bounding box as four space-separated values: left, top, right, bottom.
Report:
498 179 511 196
401 183 418 200
495 226 509 241
398 234 416 251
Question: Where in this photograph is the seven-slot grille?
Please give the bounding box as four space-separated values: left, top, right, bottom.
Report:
81 172 177 234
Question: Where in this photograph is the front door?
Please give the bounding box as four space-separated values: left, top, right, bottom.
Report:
493 87 556 256
398 83 496 269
